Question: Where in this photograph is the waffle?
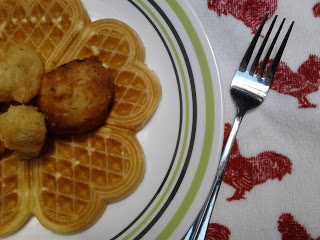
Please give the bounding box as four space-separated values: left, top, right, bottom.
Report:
0 0 161 236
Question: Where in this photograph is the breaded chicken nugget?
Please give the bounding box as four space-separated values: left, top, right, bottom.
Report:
0 44 44 103
0 105 47 159
37 56 114 135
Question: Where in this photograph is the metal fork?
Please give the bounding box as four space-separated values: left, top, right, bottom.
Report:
183 12 294 240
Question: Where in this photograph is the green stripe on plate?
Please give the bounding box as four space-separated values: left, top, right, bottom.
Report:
156 0 215 239
123 0 191 239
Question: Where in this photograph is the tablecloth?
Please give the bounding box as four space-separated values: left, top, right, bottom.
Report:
187 0 320 239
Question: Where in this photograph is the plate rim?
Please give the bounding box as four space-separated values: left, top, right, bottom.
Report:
154 0 223 239
119 0 224 239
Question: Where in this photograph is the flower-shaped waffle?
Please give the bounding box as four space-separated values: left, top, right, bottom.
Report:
0 0 161 236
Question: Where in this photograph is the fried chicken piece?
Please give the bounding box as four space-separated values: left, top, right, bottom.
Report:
0 105 47 159
37 56 114 135
0 44 44 103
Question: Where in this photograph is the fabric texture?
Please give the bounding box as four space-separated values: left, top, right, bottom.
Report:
187 0 320 239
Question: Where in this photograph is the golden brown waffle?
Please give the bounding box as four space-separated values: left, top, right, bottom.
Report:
0 152 30 236
0 0 161 236
34 126 145 233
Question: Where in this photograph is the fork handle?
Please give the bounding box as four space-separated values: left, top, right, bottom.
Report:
183 111 244 240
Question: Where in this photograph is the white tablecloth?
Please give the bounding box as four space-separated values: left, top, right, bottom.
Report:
187 0 320 239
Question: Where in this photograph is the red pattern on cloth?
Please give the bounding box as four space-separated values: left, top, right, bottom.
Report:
278 213 320 240
205 223 230 240
207 0 277 33
202 1 320 239
222 123 292 201
313 2 320 17
264 56 320 109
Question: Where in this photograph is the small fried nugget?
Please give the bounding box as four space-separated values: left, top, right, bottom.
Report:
0 44 44 103
0 61 12 102
37 56 114 135
0 105 47 159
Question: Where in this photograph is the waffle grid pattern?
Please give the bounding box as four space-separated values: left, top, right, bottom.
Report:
112 70 148 121
39 130 131 222
0 0 83 69
0 154 19 225
77 30 149 126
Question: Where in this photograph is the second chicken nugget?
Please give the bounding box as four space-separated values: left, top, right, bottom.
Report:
38 56 114 135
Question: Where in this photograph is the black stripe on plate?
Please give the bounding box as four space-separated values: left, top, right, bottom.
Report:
132 0 198 239
110 0 184 239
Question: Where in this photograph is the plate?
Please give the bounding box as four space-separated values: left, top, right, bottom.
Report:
9 0 223 239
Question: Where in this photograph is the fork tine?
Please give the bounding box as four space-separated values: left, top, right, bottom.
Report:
249 15 278 76
265 21 294 83
257 18 286 79
238 12 269 72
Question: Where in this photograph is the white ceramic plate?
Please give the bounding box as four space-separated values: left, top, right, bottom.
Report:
10 0 223 239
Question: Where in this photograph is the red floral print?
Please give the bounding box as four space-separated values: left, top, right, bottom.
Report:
263 55 320 108
205 223 231 240
207 0 277 33
278 213 320 240
222 124 292 201
313 2 320 17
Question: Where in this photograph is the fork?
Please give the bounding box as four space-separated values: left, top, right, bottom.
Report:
183 12 294 240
